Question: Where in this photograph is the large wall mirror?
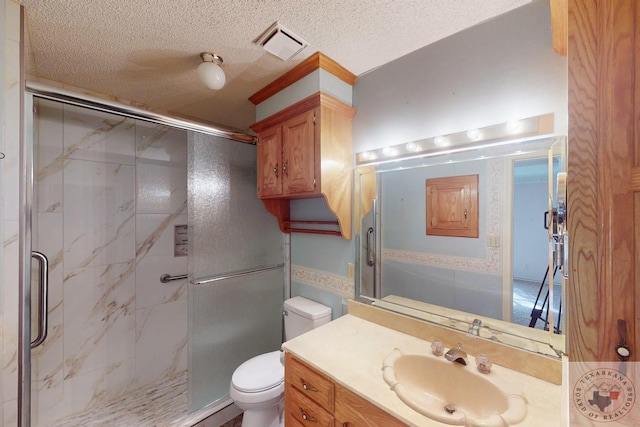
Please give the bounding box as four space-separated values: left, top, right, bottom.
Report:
355 118 567 358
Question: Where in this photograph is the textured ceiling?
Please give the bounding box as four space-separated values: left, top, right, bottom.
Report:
20 0 530 132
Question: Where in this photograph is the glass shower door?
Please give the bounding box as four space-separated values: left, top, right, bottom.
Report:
188 133 283 411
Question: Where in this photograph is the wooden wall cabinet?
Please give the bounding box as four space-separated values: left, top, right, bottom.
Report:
257 109 316 198
284 353 407 427
251 92 355 239
426 174 479 238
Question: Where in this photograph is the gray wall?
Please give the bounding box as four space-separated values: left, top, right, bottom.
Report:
379 159 504 319
352 0 567 153
513 180 550 282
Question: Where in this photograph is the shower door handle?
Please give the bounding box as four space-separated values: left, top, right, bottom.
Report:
31 251 49 348
366 227 375 266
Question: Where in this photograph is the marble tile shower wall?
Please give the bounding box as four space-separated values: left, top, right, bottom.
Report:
2 1 21 425
31 99 188 426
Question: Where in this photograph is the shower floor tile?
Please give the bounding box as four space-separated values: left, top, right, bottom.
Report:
53 371 189 427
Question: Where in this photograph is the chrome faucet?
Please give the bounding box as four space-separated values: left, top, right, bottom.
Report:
444 343 468 365
468 318 482 336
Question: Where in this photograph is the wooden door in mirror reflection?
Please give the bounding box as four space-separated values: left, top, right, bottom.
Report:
567 0 638 361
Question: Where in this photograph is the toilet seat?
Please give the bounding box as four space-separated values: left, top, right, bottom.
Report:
231 350 284 393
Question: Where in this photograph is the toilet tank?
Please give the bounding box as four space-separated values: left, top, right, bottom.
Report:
283 296 332 341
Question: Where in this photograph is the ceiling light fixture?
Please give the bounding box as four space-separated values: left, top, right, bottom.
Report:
198 52 226 90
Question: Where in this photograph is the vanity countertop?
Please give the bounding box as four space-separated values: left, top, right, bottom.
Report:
282 314 563 427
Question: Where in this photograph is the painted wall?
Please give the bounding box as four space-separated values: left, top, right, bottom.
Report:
379 159 504 319
30 99 188 426
290 0 567 314
289 199 354 319
513 179 550 283
352 0 567 153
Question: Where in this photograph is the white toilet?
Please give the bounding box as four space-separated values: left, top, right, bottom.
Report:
229 296 332 427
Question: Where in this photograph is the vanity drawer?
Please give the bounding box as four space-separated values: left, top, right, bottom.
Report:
286 354 335 412
286 387 334 427
334 383 408 427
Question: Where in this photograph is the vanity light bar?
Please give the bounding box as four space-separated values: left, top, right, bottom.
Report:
356 113 554 166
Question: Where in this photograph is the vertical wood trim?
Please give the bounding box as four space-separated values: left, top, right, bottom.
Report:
551 0 569 56
599 0 636 362
567 0 605 361
568 0 637 362
635 0 640 355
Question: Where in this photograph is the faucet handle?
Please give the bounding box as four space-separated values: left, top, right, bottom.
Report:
431 339 444 356
475 354 492 373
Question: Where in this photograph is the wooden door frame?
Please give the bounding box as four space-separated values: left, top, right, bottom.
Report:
567 0 638 361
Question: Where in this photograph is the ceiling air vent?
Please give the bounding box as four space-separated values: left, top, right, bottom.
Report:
254 22 309 61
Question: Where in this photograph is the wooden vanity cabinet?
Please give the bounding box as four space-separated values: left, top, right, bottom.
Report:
334 384 408 427
251 92 355 239
284 353 407 427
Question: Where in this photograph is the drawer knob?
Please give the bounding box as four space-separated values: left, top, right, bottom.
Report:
301 379 318 392
300 408 318 423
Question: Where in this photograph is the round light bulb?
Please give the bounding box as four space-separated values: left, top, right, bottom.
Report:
467 129 481 140
405 142 420 152
506 120 522 132
382 147 398 157
198 61 226 90
433 136 448 147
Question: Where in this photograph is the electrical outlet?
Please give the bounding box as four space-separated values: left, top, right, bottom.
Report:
347 263 355 279
486 235 500 247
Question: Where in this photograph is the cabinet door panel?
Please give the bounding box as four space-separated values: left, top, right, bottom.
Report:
257 125 282 197
426 174 478 238
335 384 408 427
282 109 316 195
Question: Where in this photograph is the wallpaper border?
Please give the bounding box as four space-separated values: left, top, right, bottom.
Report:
291 265 354 298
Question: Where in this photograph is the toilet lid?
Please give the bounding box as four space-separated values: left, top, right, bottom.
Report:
232 350 284 393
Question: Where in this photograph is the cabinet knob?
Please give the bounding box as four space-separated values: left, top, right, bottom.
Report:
273 163 279 178
301 379 318 392
283 159 288 177
299 408 318 423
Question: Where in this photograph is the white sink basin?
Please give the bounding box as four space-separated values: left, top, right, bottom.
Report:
382 348 527 426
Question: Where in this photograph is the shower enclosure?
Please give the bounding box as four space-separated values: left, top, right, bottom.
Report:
22 95 283 426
